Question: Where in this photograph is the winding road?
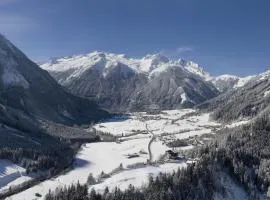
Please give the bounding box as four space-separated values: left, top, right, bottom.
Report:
145 124 155 163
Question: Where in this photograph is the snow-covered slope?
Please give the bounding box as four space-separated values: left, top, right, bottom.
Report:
178 59 212 81
41 52 219 112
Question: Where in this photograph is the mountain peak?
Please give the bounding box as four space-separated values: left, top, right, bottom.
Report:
40 51 220 112
0 34 30 89
142 53 169 63
139 53 170 73
178 59 212 81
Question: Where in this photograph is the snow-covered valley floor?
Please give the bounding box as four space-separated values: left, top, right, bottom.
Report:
6 109 222 200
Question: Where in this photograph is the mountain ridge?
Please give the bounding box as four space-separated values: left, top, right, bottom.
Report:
41 51 220 112
41 51 260 92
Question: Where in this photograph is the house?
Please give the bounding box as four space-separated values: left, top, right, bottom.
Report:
146 104 161 114
165 150 178 159
126 153 140 159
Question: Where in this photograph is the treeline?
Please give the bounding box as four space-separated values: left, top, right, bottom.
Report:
0 126 76 175
44 155 220 200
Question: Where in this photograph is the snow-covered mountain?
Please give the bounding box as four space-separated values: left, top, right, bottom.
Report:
212 74 255 92
41 52 219 112
41 52 212 81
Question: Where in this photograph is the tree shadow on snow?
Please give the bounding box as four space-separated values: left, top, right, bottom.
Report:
73 158 91 169
106 114 132 123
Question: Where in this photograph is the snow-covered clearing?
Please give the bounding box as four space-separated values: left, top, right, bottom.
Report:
225 119 250 128
0 160 33 193
213 171 248 200
8 109 220 200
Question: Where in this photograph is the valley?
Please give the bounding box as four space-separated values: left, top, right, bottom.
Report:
0 32 269 199
5 109 224 200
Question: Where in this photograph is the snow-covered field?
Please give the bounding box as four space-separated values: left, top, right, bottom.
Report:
94 109 218 136
7 109 221 200
91 162 187 193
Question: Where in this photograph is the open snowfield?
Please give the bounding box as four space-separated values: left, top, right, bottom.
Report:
7 109 221 200
213 172 248 200
94 115 147 136
94 109 219 136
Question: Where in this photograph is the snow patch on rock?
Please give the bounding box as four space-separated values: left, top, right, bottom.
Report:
264 90 270 97
2 61 29 89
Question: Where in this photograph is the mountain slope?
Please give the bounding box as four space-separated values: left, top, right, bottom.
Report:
41 52 219 112
0 34 109 179
0 35 108 126
199 70 270 122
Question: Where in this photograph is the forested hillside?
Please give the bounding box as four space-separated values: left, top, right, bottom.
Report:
210 107 270 199
45 155 217 200
199 72 270 122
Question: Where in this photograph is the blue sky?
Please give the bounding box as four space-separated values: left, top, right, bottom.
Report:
0 0 269 76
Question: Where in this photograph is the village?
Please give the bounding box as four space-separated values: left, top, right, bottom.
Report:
94 108 220 168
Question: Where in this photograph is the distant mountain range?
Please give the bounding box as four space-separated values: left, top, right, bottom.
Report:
40 51 259 112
